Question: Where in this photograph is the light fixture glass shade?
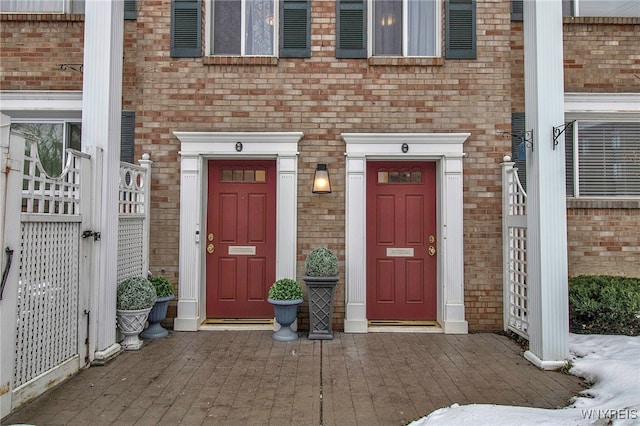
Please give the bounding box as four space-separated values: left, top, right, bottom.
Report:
312 164 331 194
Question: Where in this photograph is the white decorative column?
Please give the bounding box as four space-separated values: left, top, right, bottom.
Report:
523 1 569 369
83 0 124 360
174 153 202 331
344 155 367 333
441 156 467 333
276 154 298 280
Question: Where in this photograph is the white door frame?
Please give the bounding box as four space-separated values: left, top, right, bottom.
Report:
343 133 470 334
173 132 302 331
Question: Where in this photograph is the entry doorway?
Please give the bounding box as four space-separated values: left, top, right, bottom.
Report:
366 161 437 320
206 160 276 318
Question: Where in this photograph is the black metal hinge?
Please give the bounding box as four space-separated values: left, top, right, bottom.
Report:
82 230 101 241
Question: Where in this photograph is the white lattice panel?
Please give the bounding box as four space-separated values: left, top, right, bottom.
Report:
504 166 529 339
14 221 80 387
117 217 145 282
119 163 146 215
22 143 87 215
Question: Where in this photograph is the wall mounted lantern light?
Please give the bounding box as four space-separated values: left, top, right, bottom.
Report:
312 164 331 194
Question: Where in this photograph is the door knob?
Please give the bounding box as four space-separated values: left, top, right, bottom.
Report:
428 246 436 256
207 244 215 254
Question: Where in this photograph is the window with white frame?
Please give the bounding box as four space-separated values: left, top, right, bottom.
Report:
562 0 640 17
210 0 276 56
11 121 82 177
565 121 640 197
372 0 440 57
0 0 84 13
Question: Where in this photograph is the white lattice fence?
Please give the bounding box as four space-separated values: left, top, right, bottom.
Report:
502 158 529 339
13 142 91 390
117 156 151 283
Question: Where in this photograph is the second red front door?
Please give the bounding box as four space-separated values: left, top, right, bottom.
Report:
206 160 276 318
366 161 437 320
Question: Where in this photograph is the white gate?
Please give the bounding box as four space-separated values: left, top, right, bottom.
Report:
0 127 92 415
502 157 529 339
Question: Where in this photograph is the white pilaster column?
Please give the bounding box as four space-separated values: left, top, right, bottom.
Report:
344 156 367 333
174 154 202 331
441 156 468 333
523 1 569 369
82 0 124 360
277 155 297 280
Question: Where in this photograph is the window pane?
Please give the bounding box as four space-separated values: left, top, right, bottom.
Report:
374 0 402 55
213 0 241 54
577 122 640 196
407 0 436 56
245 0 274 55
13 123 64 176
575 0 640 17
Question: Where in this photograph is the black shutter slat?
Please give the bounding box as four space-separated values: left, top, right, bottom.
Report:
511 0 523 21
121 111 135 164
171 0 202 58
336 0 366 59
124 0 136 20
280 0 310 58
445 0 476 59
511 112 527 191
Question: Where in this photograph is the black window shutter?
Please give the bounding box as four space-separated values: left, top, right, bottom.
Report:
511 112 527 190
280 0 310 58
171 0 202 58
124 0 137 20
121 111 135 164
336 0 367 59
445 0 476 59
511 0 523 21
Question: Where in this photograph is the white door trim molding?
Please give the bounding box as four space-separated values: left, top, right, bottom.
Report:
342 133 470 334
173 131 302 331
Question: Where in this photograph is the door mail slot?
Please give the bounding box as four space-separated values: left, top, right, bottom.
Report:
228 246 256 255
386 248 414 257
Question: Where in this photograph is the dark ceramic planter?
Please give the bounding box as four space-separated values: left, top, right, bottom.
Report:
268 298 303 341
304 275 338 340
141 295 174 339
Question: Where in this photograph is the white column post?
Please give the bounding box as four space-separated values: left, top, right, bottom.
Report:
139 153 152 276
174 154 202 331
83 0 124 360
523 1 569 369
344 156 367 333
276 155 297 280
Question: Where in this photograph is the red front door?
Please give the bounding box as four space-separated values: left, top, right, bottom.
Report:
206 160 276 318
366 161 437 320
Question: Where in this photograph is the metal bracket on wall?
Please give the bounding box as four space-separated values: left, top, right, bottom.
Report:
82 230 101 241
552 120 576 150
500 129 535 152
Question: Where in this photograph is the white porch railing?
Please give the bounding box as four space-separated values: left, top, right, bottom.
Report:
502 157 529 339
117 154 152 283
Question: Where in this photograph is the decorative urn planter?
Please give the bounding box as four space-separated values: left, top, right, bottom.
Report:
115 277 157 350
267 278 304 341
304 248 339 340
140 294 175 339
117 307 153 350
141 275 175 339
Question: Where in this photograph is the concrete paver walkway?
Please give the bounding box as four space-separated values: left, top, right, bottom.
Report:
2 331 585 426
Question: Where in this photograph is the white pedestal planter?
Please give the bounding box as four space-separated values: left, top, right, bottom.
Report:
116 307 153 350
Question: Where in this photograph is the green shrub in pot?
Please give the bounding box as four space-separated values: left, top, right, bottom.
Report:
305 247 339 277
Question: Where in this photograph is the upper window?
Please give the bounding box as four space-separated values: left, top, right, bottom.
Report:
372 0 440 57
565 121 640 197
562 0 640 17
210 0 276 56
337 0 475 60
0 0 84 13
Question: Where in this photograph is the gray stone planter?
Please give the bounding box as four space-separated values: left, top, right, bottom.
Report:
304 275 338 340
141 295 174 339
268 298 303 341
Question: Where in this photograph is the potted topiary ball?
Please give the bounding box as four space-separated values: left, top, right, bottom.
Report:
267 278 304 341
304 248 339 340
116 277 157 350
141 275 175 340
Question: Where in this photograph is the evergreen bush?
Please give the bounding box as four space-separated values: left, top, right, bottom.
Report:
116 277 157 310
569 275 640 336
268 278 303 301
305 247 339 277
149 275 174 298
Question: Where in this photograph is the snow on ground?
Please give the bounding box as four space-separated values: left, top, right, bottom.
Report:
409 334 640 426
